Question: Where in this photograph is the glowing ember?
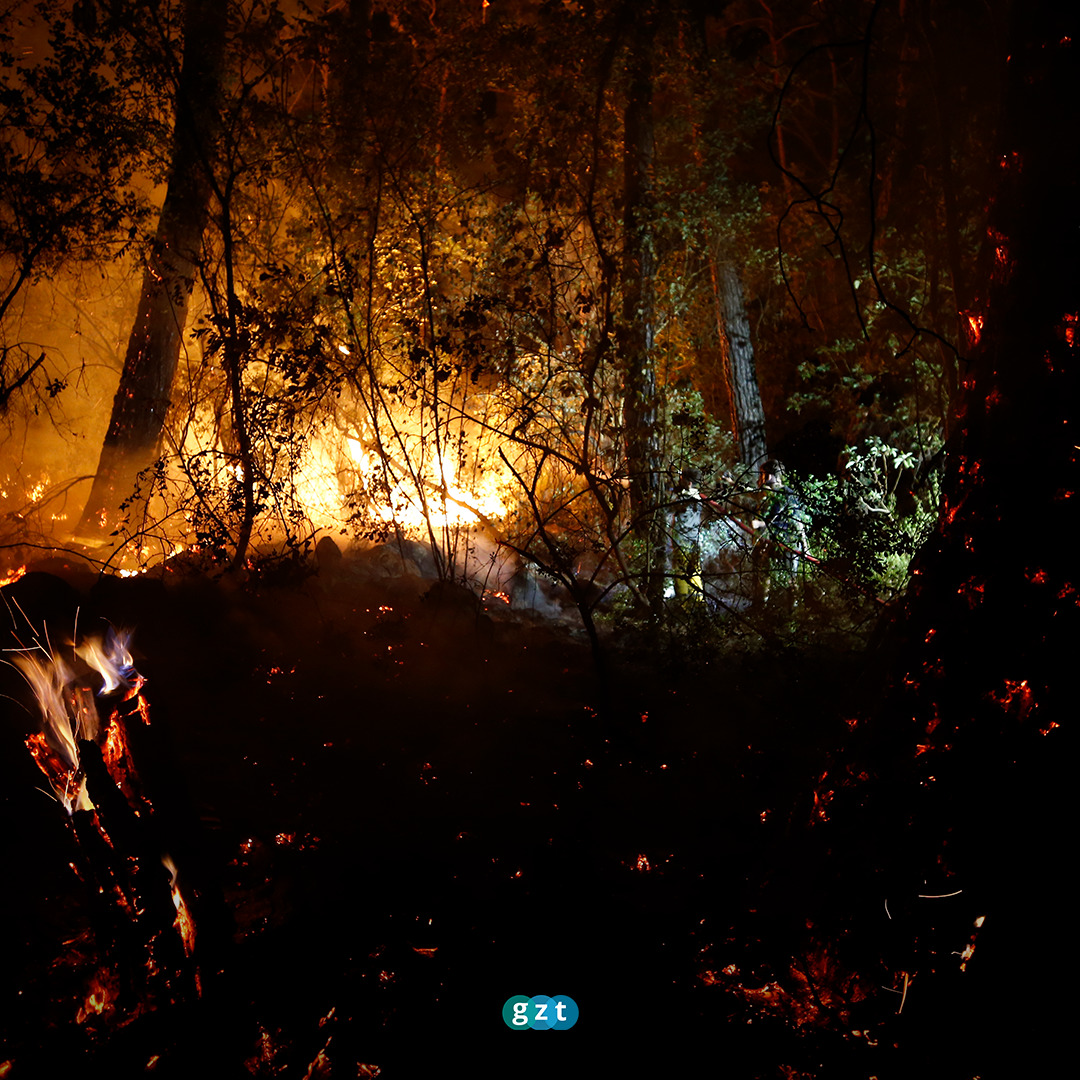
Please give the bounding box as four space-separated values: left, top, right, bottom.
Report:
302 1038 333 1080
988 678 1035 720
0 565 27 587
100 715 148 809
1062 312 1077 347
75 968 118 1024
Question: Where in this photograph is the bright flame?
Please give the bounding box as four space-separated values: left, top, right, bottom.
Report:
16 653 94 814
162 855 197 957
345 438 510 530
77 628 139 695
0 565 27 587
14 631 146 814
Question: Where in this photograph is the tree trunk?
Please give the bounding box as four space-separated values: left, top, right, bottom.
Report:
717 262 768 472
620 33 664 610
75 0 226 540
619 31 662 603
865 4 1074 1061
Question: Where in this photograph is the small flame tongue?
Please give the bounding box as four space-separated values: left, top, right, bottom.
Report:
162 855 197 957
77 628 139 695
15 653 94 814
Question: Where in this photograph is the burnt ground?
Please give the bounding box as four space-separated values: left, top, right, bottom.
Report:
0 556 1066 1078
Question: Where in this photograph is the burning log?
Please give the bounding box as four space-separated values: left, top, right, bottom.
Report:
8 622 202 1034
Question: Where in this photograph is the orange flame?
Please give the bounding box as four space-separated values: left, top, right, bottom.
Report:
162 855 197 958
16 653 94 814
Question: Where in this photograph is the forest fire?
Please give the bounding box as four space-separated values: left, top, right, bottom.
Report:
0 0 1072 1074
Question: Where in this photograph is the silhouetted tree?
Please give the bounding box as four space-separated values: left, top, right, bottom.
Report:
76 0 226 538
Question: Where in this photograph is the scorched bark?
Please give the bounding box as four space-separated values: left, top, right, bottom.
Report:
76 0 226 539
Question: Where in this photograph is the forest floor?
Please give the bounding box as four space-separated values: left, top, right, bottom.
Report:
0 549 1060 1078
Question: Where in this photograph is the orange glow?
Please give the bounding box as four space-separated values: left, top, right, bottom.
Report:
344 436 512 533
100 716 141 805
812 787 834 822
76 969 117 1024
1062 312 1077 347
989 678 1035 721
0 565 27 587
24 730 92 814
301 1038 332 1080
964 312 984 345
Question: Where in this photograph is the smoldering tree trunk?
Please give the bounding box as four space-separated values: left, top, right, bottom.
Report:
76 0 226 540
620 35 664 610
717 262 768 472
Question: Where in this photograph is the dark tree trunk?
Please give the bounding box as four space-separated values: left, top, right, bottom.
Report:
718 262 768 472
863 4 1075 1064
620 31 664 609
76 0 226 540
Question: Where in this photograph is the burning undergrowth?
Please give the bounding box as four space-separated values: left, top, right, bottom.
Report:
0 554 1061 1076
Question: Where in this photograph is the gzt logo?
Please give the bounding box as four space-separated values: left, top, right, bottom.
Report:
502 995 579 1030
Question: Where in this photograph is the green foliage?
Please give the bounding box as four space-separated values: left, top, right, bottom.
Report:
0 0 162 408
795 438 939 598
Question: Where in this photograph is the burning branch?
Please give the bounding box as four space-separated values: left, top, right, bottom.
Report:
7 620 202 1031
